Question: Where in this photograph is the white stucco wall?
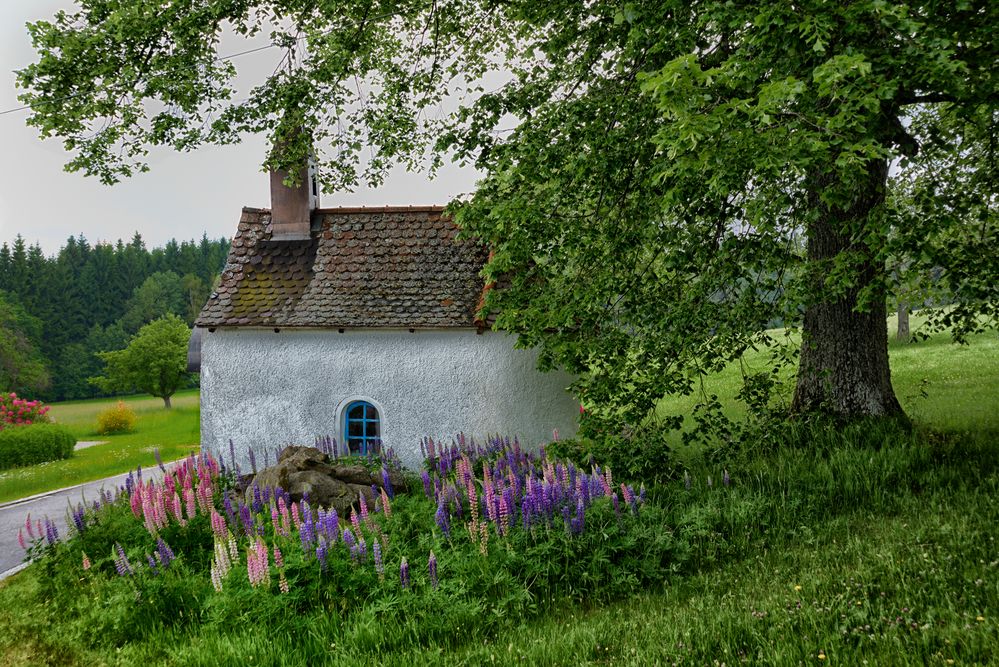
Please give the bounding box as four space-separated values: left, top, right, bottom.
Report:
200 329 579 469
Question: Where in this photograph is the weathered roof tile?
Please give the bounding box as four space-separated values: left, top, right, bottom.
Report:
195 206 488 328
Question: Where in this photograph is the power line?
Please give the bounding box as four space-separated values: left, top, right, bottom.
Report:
0 40 286 117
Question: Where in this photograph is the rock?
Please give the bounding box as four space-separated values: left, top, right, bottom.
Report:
243 446 408 516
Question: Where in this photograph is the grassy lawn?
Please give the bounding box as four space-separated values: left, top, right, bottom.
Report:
657 313 999 435
0 390 200 504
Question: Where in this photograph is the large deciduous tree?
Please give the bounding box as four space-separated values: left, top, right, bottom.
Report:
18 1 997 432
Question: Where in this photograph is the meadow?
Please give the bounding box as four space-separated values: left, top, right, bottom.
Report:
0 390 200 504
0 319 995 666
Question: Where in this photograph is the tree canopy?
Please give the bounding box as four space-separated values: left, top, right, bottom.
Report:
18 1 998 434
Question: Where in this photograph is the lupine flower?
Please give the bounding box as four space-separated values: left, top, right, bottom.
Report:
248 447 257 475
113 543 133 576
17 529 26 550
380 487 392 520
381 468 394 499
435 501 451 538
428 551 438 590
273 545 284 569
291 502 302 531
359 493 369 524
156 538 175 568
24 513 33 539
154 448 166 474
723 469 730 487
44 518 59 545
316 540 329 571
252 483 263 514
612 492 620 518
639 484 647 503
82 552 91 570
373 541 384 581
147 554 159 574
400 557 410 589
421 470 432 498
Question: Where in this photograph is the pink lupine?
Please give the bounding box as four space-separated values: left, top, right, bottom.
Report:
350 508 361 534
184 487 196 521
380 487 392 520
359 493 369 524
278 497 290 534
291 502 302 531
271 505 282 536
273 545 284 569
17 529 26 550
82 552 91 570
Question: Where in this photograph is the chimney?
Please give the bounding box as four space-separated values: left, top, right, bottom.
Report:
269 151 319 241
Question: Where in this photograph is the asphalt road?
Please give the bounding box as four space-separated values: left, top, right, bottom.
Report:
0 465 172 579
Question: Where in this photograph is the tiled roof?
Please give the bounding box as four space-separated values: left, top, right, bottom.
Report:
195 206 489 328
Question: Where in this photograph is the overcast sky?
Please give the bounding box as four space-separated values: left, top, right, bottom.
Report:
0 1 478 255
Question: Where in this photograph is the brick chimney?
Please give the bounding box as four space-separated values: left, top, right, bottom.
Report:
269 153 319 241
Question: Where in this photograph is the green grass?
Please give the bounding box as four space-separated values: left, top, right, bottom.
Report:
656 313 999 435
0 390 200 504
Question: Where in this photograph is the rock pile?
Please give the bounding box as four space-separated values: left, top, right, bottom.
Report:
243 445 407 516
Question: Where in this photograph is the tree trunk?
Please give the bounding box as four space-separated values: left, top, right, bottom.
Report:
163 394 172 409
896 302 910 343
791 159 906 420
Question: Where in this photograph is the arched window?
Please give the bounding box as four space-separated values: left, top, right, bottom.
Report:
344 400 380 455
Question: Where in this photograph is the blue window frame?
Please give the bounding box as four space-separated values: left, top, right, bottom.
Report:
344 401 380 455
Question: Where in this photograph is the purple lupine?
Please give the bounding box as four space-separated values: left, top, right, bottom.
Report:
156 538 175 568
639 484 647 503
248 447 257 475
44 518 59 545
252 483 263 514
435 500 451 538
223 493 237 529
381 468 395 499
70 504 86 534
342 528 356 553
113 543 133 576
612 492 621 518
154 448 166 474
428 551 438 590
373 540 384 579
316 539 329 571
400 557 410 589
147 554 159 575
421 470 432 498
228 439 239 474
239 503 255 537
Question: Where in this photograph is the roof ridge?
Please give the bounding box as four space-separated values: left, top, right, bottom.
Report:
241 205 447 214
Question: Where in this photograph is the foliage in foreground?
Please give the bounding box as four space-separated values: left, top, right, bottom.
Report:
0 423 75 471
3 420 997 665
16 437 670 661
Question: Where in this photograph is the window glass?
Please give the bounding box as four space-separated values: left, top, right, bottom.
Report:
344 401 380 455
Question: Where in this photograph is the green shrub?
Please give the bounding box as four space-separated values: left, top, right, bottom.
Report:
0 423 76 470
96 400 137 434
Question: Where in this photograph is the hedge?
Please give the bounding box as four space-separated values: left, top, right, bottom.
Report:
0 424 76 470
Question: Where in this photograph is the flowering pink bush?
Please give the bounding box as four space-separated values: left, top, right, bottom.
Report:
0 392 51 430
